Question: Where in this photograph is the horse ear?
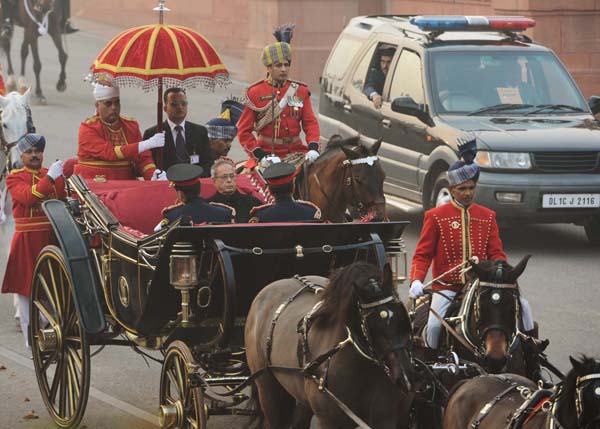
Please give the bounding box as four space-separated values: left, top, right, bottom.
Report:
570 355 585 374
509 254 531 281
0 92 8 108
22 87 32 103
341 145 359 160
468 259 485 278
370 138 382 155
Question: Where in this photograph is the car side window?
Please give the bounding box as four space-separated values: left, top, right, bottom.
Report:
351 43 377 92
324 36 363 80
389 49 424 105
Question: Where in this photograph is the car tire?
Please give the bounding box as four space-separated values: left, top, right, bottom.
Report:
584 215 600 245
431 172 452 208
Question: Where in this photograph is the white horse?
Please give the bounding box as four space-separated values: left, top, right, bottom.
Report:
0 88 32 224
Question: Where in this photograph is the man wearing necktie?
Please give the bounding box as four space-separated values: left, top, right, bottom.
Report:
143 87 212 176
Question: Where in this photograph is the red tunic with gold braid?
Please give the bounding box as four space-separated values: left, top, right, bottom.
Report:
410 200 506 292
75 115 156 181
1 167 66 296
237 79 320 166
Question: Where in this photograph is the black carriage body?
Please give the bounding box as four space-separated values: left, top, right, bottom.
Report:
44 176 408 350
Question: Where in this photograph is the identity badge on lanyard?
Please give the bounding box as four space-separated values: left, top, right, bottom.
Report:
190 154 200 164
287 96 303 119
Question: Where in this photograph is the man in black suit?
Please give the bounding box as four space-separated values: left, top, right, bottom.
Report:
143 87 212 177
363 45 395 109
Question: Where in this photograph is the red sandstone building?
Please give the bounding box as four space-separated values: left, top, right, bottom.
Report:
75 0 600 97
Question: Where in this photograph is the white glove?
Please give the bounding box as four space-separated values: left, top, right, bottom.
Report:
305 150 319 164
409 280 425 299
138 132 165 153
151 169 167 181
260 155 281 169
47 160 63 180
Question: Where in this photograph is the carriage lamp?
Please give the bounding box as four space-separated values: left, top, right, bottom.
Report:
386 237 407 285
169 242 198 325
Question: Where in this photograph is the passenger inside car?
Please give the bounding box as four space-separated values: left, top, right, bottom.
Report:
363 43 396 108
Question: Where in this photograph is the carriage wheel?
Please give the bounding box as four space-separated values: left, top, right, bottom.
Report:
30 245 91 428
159 341 207 429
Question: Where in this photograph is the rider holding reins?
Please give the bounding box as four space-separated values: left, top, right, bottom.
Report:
408 136 540 376
236 23 320 170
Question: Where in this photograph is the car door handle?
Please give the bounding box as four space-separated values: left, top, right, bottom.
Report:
382 119 392 128
343 104 352 113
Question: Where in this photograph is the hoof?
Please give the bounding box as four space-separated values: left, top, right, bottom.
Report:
56 80 66 92
35 94 47 105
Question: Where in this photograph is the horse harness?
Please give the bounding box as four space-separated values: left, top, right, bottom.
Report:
312 155 379 221
259 274 404 429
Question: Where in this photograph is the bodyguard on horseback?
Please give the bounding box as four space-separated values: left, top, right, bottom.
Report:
236 23 320 170
408 135 546 383
1 0 78 37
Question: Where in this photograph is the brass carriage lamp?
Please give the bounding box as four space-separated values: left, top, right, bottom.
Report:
169 242 198 325
386 237 408 285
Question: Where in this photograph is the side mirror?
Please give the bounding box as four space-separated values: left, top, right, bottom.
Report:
588 96 600 115
391 96 433 126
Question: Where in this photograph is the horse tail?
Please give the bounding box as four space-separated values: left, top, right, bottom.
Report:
243 381 264 429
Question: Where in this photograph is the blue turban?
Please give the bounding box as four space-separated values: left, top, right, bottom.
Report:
17 133 46 155
448 134 480 186
206 98 244 140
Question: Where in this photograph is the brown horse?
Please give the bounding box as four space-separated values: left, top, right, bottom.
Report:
299 135 386 222
245 262 414 428
413 256 533 377
443 355 600 429
0 0 68 104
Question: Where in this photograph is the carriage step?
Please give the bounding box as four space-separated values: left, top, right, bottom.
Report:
385 194 423 215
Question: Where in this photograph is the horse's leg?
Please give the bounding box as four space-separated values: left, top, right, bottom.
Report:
28 35 44 105
19 32 28 78
50 29 67 92
290 403 313 429
254 372 296 428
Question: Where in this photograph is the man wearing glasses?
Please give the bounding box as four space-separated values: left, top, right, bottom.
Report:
143 87 212 176
208 159 261 223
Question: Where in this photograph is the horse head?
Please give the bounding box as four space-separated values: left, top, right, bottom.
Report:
563 356 600 429
0 88 33 146
464 255 530 372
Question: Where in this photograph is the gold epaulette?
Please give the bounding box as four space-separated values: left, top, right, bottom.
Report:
242 80 268 110
289 79 308 87
249 202 274 215
161 202 183 216
297 200 322 219
84 115 100 124
9 167 25 174
209 202 237 217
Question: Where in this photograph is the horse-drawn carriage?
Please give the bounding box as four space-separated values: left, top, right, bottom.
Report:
28 173 408 428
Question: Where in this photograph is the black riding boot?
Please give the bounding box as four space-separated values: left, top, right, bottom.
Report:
64 19 78 34
522 330 552 388
1 0 17 38
61 0 78 34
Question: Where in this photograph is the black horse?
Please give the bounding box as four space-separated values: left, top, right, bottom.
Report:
412 256 537 377
443 355 600 429
0 0 68 104
245 262 414 428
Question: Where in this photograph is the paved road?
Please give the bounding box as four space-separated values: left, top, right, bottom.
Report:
0 18 599 429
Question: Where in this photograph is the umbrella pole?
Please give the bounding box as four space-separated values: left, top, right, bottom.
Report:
156 77 164 170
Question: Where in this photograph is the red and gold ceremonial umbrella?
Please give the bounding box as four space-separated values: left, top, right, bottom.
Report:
88 0 230 168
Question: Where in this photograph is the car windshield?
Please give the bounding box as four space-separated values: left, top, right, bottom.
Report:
429 50 588 115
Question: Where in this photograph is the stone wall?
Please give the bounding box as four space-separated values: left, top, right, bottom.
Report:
73 0 600 97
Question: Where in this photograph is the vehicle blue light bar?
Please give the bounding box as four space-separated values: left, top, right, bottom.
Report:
409 16 536 32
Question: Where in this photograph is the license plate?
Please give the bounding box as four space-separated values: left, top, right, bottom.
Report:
542 193 600 208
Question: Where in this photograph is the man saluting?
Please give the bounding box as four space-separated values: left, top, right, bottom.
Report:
1 134 66 347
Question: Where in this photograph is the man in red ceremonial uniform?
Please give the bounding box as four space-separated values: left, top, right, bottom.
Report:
408 135 535 351
1 134 66 347
75 83 166 181
237 24 320 170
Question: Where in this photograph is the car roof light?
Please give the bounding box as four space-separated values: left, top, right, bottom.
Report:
410 15 535 33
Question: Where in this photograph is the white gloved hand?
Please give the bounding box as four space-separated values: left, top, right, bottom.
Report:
305 150 319 164
409 280 425 299
151 169 167 181
260 155 281 169
47 160 63 180
138 132 165 153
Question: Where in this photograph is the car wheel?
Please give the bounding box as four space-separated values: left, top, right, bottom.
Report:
431 172 452 207
584 215 600 245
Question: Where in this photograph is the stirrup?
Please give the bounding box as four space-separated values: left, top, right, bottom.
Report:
64 20 79 34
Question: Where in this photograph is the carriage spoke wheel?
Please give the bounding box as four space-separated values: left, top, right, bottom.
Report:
30 245 90 429
159 341 207 429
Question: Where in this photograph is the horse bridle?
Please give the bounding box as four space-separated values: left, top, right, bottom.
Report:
342 156 382 218
575 373 600 427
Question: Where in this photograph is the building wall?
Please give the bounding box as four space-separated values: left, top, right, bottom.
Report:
73 0 600 97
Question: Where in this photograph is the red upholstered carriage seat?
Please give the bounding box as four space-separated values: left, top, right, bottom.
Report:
86 175 264 236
